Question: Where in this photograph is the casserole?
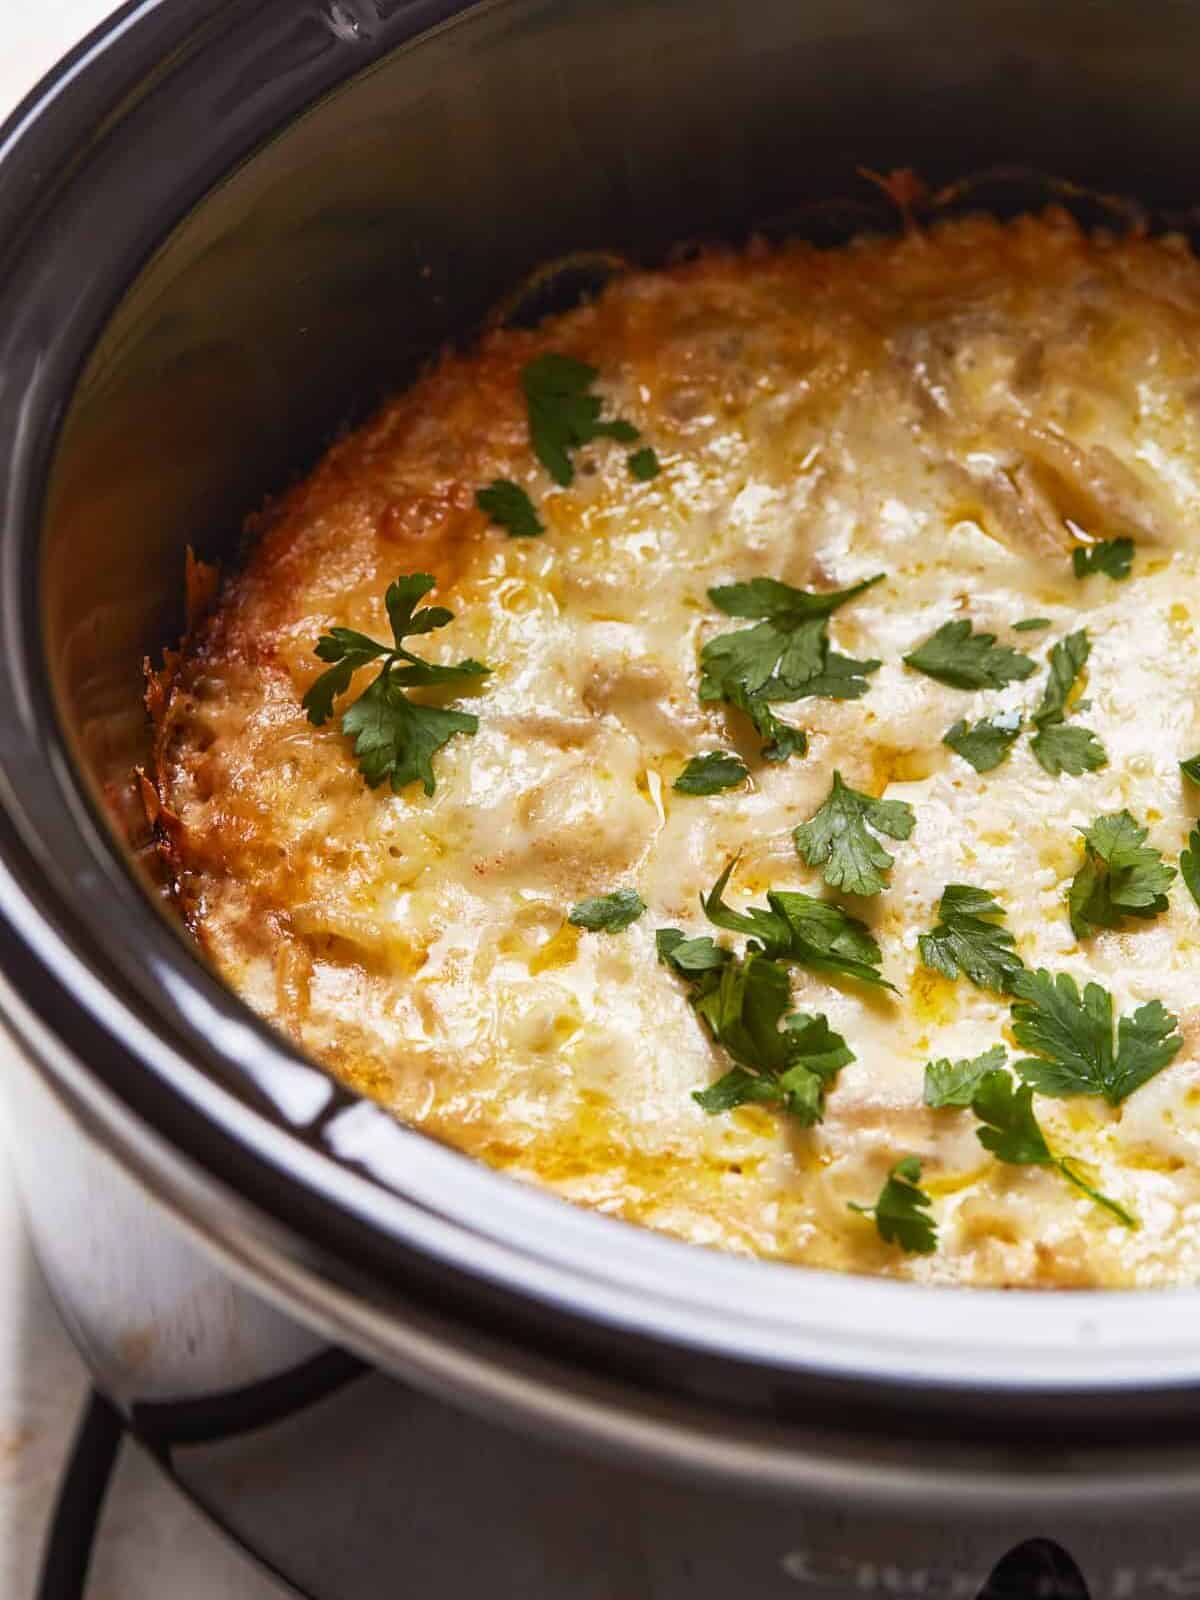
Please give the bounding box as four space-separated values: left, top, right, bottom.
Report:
152 210 1200 1291
6 1 1200 1593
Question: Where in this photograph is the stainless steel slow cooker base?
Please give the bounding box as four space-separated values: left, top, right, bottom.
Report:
8 0 1200 1593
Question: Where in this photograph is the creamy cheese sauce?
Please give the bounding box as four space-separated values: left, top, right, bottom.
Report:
157 213 1200 1286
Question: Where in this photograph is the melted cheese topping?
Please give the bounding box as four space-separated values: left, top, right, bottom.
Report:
157 213 1200 1288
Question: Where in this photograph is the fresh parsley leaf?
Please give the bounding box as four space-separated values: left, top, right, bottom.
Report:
918 884 1024 994
1030 723 1108 777
664 870 863 1123
971 1068 1051 1165
673 751 749 795
699 857 895 990
904 620 1035 691
1029 630 1107 777
722 683 808 763
475 478 544 537
705 575 883 626
1181 755 1200 788
1013 617 1052 633
1031 629 1089 724
568 889 645 932
1009 967 1182 1105
970 1068 1135 1227
627 446 660 481
699 574 883 762
656 928 730 975
691 1066 783 1114
848 1156 937 1254
923 1045 1008 1108
1067 810 1176 940
1181 827 1200 912
1072 537 1134 581
793 771 915 897
342 684 479 795
302 574 489 795
943 710 1023 773
689 952 854 1125
520 353 638 486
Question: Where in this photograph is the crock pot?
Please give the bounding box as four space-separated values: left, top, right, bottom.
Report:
4 2 1200 1594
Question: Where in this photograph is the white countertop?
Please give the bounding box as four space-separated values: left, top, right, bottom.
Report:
0 7 283 1596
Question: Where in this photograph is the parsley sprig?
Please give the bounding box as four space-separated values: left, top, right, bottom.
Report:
924 1057 1135 1225
904 619 1035 690
673 751 749 795
970 1068 1135 1226
687 953 855 1122
1182 827 1200 913
943 710 1023 773
848 1156 937 1254
302 574 489 795
521 353 639 485
659 939 854 1124
1072 537 1134 581
660 858 891 1123
1029 630 1107 777
1009 967 1182 1105
627 446 661 481
476 479 543 537
699 574 883 762
918 884 1024 994
793 772 915 897
1067 811 1175 940
568 890 646 932
923 1045 1008 1107
699 857 895 990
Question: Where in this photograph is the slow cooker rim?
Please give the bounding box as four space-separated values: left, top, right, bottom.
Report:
5 0 1200 1427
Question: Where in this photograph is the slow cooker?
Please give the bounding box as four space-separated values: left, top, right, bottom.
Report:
3 2 1200 1594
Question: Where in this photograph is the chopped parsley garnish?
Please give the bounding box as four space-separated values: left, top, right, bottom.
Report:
1013 617 1052 632
793 771 915 897
684 947 857 1126
699 574 883 763
1072 537 1134 581
1181 754 1200 788
923 1045 1008 1108
848 1156 937 1254
1182 828 1200 912
903 619 1036 691
660 859 891 1122
673 751 749 795
1032 723 1108 777
918 884 1023 994
475 479 543 537
699 857 895 990
970 1067 1135 1226
1009 967 1182 1106
627 446 661 481
656 928 729 976
302 573 489 796
568 889 646 932
943 709 1023 773
1067 810 1175 940
1029 630 1108 777
520 353 639 486
719 686 809 764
